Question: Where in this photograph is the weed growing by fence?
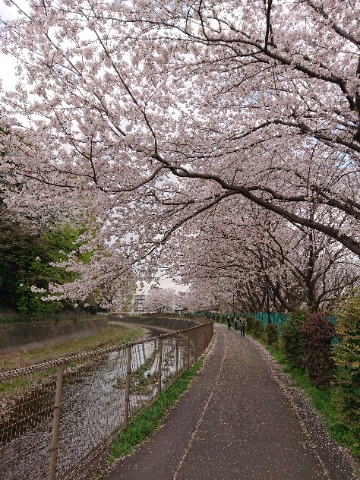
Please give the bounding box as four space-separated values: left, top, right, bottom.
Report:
253 320 264 338
265 323 279 346
281 309 307 369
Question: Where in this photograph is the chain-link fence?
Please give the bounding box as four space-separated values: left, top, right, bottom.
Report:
0 321 213 480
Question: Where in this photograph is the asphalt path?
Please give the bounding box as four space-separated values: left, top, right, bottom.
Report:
103 324 358 480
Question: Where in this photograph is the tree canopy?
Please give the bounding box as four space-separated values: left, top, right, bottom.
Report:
0 0 359 310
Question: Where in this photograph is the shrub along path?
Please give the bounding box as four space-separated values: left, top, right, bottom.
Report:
104 324 359 480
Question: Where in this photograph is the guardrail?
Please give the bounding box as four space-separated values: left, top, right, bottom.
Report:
0 320 213 480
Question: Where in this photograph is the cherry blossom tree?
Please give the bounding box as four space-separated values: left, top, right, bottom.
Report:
172 199 360 313
144 286 176 313
0 0 359 305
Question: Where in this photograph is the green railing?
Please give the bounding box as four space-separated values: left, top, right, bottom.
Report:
186 311 288 326
251 312 289 328
185 311 336 334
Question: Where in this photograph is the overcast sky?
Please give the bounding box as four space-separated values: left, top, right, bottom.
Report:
0 2 19 90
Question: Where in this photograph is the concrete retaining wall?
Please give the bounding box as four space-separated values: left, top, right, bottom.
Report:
0 315 209 354
0 317 108 354
108 315 200 332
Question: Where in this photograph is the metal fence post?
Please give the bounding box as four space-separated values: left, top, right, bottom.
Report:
48 362 65 480
195 328 198 360
175 334 179 378
124 344 132 427
158 337 163 395
187 335 190 369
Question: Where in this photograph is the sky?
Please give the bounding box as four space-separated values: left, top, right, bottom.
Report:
0 2 20 90
0 53 16 90
144 277 188 293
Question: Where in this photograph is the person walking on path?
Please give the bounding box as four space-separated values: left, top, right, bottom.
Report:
226 315 231 329
240 316 247 336
234 316 238 331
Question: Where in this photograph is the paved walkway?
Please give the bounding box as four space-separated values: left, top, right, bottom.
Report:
104 324 358 480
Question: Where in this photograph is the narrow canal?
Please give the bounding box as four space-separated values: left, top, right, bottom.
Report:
1 328 189 480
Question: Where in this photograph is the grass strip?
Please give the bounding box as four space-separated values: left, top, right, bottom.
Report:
108 357 204 466
0 324 144 372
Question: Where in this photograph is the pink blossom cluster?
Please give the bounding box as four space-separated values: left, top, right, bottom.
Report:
0 0 359 309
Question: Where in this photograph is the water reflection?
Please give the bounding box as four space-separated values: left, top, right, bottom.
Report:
0 333 188 480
